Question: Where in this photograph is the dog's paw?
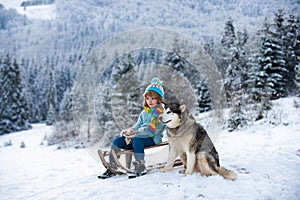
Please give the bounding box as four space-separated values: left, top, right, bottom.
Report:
160 167 172 173
160 168 166 172
184 170 193 175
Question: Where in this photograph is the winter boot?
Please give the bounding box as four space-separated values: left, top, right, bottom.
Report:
128 160 147 179
98 169 116 179
98 160 118 179
130 160 147 178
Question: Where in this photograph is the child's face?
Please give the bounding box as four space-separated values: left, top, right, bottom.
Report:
145 96 158 108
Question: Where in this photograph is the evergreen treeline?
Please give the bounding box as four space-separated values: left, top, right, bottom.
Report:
0 2 299 143
0 55 31 135
215 10 300 131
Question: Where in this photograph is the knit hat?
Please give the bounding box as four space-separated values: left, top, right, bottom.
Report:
144 78 164 99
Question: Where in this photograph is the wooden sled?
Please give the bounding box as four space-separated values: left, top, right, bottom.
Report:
98 141 183 175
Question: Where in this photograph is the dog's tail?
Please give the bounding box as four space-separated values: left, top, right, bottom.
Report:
217 166 237 181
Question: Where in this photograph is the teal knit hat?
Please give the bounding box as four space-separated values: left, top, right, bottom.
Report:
144 78 164 99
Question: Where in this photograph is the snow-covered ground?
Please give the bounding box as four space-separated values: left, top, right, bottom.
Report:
16 5 56 20
1 0 56 20
1 0 24 9
0 97 299 200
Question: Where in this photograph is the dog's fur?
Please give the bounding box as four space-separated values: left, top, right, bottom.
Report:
159 102 237 180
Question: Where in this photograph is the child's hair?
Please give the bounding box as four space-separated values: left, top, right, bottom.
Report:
143 90 164 107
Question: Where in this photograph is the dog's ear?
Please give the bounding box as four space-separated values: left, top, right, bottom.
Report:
161 102 166 109
179 104 186 112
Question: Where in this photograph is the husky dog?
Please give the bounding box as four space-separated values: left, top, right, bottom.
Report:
159 102 237 180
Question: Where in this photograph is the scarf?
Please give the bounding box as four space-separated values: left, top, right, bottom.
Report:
144 105 163 138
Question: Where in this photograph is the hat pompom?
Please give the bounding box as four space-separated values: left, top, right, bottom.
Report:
151 77 162 85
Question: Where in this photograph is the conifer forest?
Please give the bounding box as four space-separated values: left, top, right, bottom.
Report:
0 0 299 147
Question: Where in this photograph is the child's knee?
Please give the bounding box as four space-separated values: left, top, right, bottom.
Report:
131 137 139 143
111 136 125 148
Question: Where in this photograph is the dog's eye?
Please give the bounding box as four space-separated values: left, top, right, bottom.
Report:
167 111 171 114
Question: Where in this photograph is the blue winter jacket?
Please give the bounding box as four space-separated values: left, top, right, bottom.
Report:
132 110 166 144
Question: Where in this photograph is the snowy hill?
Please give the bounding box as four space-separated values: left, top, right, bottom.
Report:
16 4 56 20
1 0 56 20
1 0 299 35
0 97 299 200
0 0 24 9
1 0 298 73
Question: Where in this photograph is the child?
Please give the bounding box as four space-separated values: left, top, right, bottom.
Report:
99 78 166 179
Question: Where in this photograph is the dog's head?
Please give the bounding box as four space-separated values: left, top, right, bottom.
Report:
159 102 186 129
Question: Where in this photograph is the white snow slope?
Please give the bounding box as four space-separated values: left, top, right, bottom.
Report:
0 97 300 200
1 0 56 20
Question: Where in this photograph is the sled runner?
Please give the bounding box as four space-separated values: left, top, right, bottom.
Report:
97 141 183 177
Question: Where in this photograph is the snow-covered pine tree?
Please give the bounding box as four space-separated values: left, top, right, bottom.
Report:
112 58 141 130
19 57 36 123
48 89 81 147
225 85 247 132
260 17 287 99
221 17 236 49
197 80 211 113
221 18 239 98
245 56 273 120
47 61 57 125
25 60 42 123
92 53 144 144
282 14 300 94
58 88 73 123
221 18 248 130
244 21 275 121
219 17 236 77
166 51 185 72
35 57 54 122
55 64 73 114
223 29 249 101
295 63 300 96
165 50 211 112
0 55 31 135
165 37 211 111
